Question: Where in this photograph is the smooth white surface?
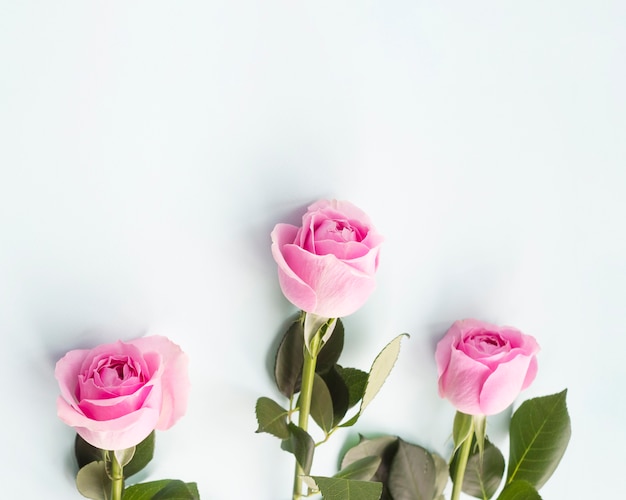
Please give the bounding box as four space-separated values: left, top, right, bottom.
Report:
1 1 624 498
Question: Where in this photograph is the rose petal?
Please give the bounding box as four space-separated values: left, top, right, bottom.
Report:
129 336 190 430
78 384 157 421
81 342 148 379
435 321 464 377
521 355 539 390
438 348 492 415
281 245 377 318
271 223 318 313
58 395 161 450
56 348 90 404
79 376 145 400
314 239 371 260
479 353 536 415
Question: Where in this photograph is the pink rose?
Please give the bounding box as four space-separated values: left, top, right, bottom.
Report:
55 335 190 451
271 199 383 318
435 319 539 415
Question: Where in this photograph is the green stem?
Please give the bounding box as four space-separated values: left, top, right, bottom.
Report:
292 333 322 500
109 452 124 500
451 418 474 500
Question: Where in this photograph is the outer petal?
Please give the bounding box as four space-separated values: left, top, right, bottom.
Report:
521 355 539 390
55 348 90 406
438 348 491 415
58 395 161 450
479 353 535 415
130 335 190 430
78 384 156 421
271 223 318 312
281 245 376 317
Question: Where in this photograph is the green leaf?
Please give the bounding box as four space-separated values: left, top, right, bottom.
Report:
336 365 368 409
281 423 315 475
316 318 345 373
255 397 290 439
432 453 449 498
341 434 399 499
450 437 504 499
335 456 382 481
75 434 105 468
76 461 110 500
341 435 399 470
310 476 383 500
274 317 305 398
274 316 344 398
507 390 571 489
75 432 155 479
124 432 155 478
452 412 473 453
341 334 408 428
320 366 350 427
388 439 438 500
361 334 407 412
123 480 200 500
152 481 200 499
497 480 542 500
310 373 335 433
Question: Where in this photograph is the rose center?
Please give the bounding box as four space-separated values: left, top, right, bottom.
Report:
466 332 507 355
94 356 142 386
315 219 362 243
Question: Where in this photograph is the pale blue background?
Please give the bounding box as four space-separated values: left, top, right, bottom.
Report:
1 1 624 499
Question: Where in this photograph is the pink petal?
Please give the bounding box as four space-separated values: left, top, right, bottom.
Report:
81 341 148 377
521 355 539 390
78 384 157 421
272 224 318 312
56 348 89 404
58 395 160 450
281 245 376 317
439 348 491 415
314 239 371 260
479 354 535 415
435 321 464 377
130 336 190 430
79 376 145 399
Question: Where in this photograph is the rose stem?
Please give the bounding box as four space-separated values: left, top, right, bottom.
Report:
110 452 124 500
451 417 475 500
292 328 322 500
